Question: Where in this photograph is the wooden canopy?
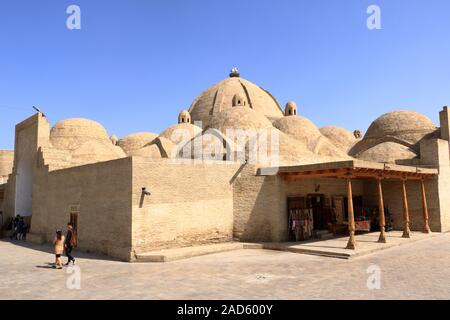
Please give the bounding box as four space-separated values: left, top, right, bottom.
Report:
258 160 437 249
258 160 438 181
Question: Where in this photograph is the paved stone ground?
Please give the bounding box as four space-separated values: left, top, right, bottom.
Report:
1 233 450 300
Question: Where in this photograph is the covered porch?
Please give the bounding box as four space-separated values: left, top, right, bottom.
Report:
259 160 438 250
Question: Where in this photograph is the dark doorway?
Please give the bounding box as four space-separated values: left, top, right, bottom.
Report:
70 212 78 232
307 194 326 230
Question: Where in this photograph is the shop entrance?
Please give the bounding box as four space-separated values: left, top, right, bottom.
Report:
307 194 327 230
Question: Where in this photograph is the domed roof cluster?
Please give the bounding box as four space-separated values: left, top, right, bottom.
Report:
41 72 440 168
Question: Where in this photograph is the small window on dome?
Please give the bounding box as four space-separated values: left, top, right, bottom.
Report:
232 94 247 107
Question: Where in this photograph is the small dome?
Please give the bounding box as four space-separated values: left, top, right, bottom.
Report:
178 110 191 124
274 117 348 158
365 110 436 143
189 75 284 127
320 126 357 152
178 128 244 161
117 132 158 155
69 140 126 166
284 101 297 116
159 123 201 146
273 116 323 148
149 136 177 158
129 144 162 159
356 142 418 164
50 118 111 150
208 106 273 135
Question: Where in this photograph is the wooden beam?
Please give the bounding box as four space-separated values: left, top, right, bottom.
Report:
279 167 436 181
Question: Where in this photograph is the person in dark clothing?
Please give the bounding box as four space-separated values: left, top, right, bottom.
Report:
64 222 76 265
10 215 20 240
16 218 25 240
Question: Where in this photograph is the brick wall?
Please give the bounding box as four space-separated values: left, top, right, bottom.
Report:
131 158 240 254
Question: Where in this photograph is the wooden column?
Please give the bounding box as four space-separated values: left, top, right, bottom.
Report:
402 179 411 238
420 179 431 233
377 178 387 243
346 178 356 250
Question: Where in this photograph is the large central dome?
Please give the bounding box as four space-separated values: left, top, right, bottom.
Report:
188 71 284 127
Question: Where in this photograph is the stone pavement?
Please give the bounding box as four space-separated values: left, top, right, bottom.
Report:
260 231 440 259
1 233 450 299
136 231 437 262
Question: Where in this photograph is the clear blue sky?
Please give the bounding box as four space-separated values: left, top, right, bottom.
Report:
1 0 450 149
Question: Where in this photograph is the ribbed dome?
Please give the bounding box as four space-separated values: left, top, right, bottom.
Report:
320 126 357 152
356 142 418 164
208 106 274 135
50 118 111 150
117 132 158 155
364 111 436 143
189 75 284 127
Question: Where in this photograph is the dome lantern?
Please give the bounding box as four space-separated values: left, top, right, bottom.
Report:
285 101 298 116
178 110 191 124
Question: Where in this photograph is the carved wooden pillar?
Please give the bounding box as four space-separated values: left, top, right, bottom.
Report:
402 179 411 238
377 178 387 243
346 178 356 250
420 179 431 233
